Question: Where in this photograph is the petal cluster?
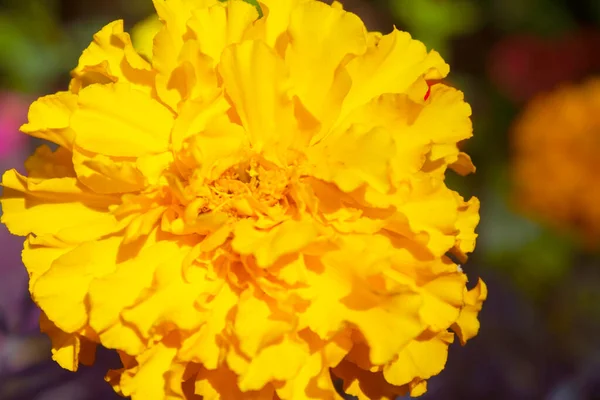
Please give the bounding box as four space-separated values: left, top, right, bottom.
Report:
512 78 600 245
0 0 485 398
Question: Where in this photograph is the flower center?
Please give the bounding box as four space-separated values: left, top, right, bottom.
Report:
170 158 293 221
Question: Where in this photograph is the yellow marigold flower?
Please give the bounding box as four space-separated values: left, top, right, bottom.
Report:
1 0 485 398
513 79 600 244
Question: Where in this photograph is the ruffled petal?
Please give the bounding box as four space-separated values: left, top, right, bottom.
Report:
452 279 487 345
33 236 122 333
219 40 303 160
233 288 294 359
118 342 178 400
151 0 220 109
231 219 319 267
132 15 162 60
307 124 395 194
178 281 238 369
258 0 305 47
39 312 89 371
72 83 174 157
87 231 206 356
275 332 351 399
1 168 119 242
20 91 78 149
187 0 259 63
298 236 425 365
194 365 276 399
333 359 405 400
72 147 147 194
454 196 480 258
70 20 155 94
341 29 449 121
383 330 454 387
285 1 366 134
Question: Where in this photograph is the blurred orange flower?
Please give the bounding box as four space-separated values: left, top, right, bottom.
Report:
512 78 600 244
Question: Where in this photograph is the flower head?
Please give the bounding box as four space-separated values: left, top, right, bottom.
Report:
1 0 485 398
513 78 600 244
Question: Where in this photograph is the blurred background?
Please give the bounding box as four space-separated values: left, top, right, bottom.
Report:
1 0 600 399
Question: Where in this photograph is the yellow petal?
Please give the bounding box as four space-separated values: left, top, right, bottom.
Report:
414 84 472 162
178 282 238 369
194 365 276 400
234 289 294 358
24 145 75 179
131 15 162 60
72 83 174 157
275 333 350 399
73 147 146 194
170 40 220 103
170 95 249 179
136 151 175 185
307 125 395 194
454 196 480 258
120 243 204 340
162 362 195 400
152 25 183 110
187 0 259 62
1 169 119 242
450 151 476 176
20 92 78 149
404 259 468 333
119 342 177 400
151 0 220 109
171 94 229 151
333 93 429 182
298 237 425 365
89 232 193 354
33 236 122 333
258 0 304 47
231 219 319 267
383 330 454 386
39 312 83 371
186 114 250 181
397 180 463 257
333 359 404 400
22 238 73 293
452 278 487 345
341 29 449 121
70 20 154 94
239 336 308 391
286 1 366 131
152 0 219 39
123 206 168 244
219 40 302 159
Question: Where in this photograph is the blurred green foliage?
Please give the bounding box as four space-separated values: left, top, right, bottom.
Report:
0 0 152 94
0 0 67 92
389 0 482 58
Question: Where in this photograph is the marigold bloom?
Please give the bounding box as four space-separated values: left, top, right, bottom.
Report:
513 79 600 244
0 0 485 398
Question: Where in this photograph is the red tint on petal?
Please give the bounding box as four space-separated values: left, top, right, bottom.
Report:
424 80 442 101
